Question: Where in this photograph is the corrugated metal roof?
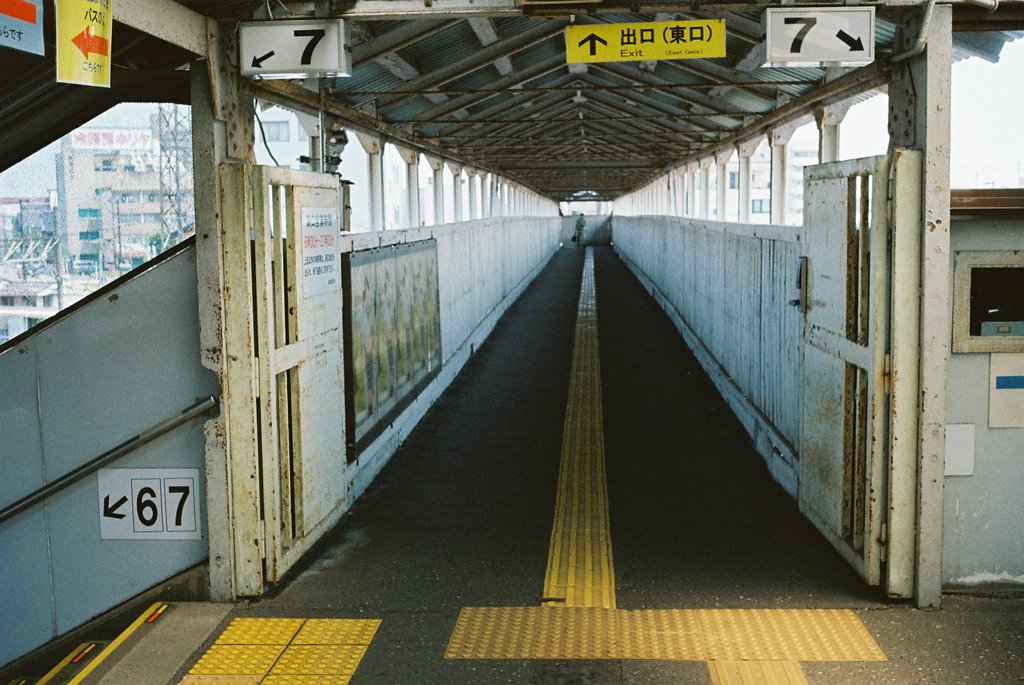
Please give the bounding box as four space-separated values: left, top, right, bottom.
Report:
0 1 1021 201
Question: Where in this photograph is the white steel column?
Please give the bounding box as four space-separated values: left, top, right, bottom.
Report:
448 163 464 222
816 103 850 164
686 164 698 216
770 125 796 225
429 157 445 225
482 173 493 217
356 133 385 231
736 137 760 223
466 168 479 219
889 4 953 609
699 160 711 219
715 151 729 220
398 147 420 228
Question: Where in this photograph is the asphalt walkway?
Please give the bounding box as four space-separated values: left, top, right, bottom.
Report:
174 246 1023 685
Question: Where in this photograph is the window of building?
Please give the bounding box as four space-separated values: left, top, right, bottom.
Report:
100 159 113 171
262 121 290 142
953 251 1024 352
0 296 14 306
79 230 100 241
729 171 737 190
751 199 769 214
78 208 100 219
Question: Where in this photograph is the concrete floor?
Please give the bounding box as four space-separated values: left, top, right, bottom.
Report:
171 247 1023 685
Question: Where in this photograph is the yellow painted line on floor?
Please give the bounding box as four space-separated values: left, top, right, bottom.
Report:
33 643 92 685
543 248 616 610
445 606 886 661
180 618 381 685
708 659 810 685
66 602 166 685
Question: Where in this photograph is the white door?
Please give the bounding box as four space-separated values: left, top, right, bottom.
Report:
252 166 348 583
800 153 920 588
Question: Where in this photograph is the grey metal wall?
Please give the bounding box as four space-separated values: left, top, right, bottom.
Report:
611 216 803 494
0 243 216 666
945 218 1024 585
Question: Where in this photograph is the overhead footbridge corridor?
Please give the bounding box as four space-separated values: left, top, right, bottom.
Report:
1 0 1023 683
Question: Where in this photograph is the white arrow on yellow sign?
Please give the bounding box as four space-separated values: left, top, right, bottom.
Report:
565 20 726 64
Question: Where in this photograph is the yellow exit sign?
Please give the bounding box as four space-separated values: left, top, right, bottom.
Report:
565 20 726 64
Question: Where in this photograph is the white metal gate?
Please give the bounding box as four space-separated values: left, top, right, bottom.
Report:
252 166 348 583
800 151 921 595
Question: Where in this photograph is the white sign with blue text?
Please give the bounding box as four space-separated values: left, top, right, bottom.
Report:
0 0 44 55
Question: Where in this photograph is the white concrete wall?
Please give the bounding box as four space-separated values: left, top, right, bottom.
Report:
611 216 803 496
342 217 562 500
945 218 1024 586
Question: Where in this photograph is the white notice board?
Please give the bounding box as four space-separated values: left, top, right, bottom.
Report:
301 207 340 298
98 468 202 540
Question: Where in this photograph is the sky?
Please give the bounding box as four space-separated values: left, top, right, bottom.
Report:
2 37 1023 198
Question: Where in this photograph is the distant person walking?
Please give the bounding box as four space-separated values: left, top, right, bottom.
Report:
573 213 586 248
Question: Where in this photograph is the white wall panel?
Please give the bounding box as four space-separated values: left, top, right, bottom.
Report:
613 216 802 491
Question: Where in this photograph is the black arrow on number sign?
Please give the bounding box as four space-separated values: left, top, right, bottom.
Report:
251 50 276 68
836 30 864 51
577 33 608 57
103 495 128 519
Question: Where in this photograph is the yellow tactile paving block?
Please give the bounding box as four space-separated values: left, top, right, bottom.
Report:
293 619 381 645
214 619 305 645
273 645 369 675
182 619 379 685
187 645 284 676
445 606 886 662
708 660 810 685
262 676 354 685
543 250 616 610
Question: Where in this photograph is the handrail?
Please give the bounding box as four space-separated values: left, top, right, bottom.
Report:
0 395 217 527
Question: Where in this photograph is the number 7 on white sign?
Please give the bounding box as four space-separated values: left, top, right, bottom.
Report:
783 16 817 53
294 29 326 65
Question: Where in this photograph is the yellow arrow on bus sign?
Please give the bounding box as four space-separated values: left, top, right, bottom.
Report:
566 20 726 64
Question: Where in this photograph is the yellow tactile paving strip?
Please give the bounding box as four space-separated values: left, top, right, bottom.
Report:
180 618 381 685
445 606 886 662
708 659 810 685
543 248 616 610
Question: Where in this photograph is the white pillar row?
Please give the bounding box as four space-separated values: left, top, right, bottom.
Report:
815 101 851 164
770 124 797 225
699 160 712 220
428 157 445 225
736 137 761 223
715 151 730 220
466 168 479 220
397 147 420 228
355 133 385 231
448 162 463 222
